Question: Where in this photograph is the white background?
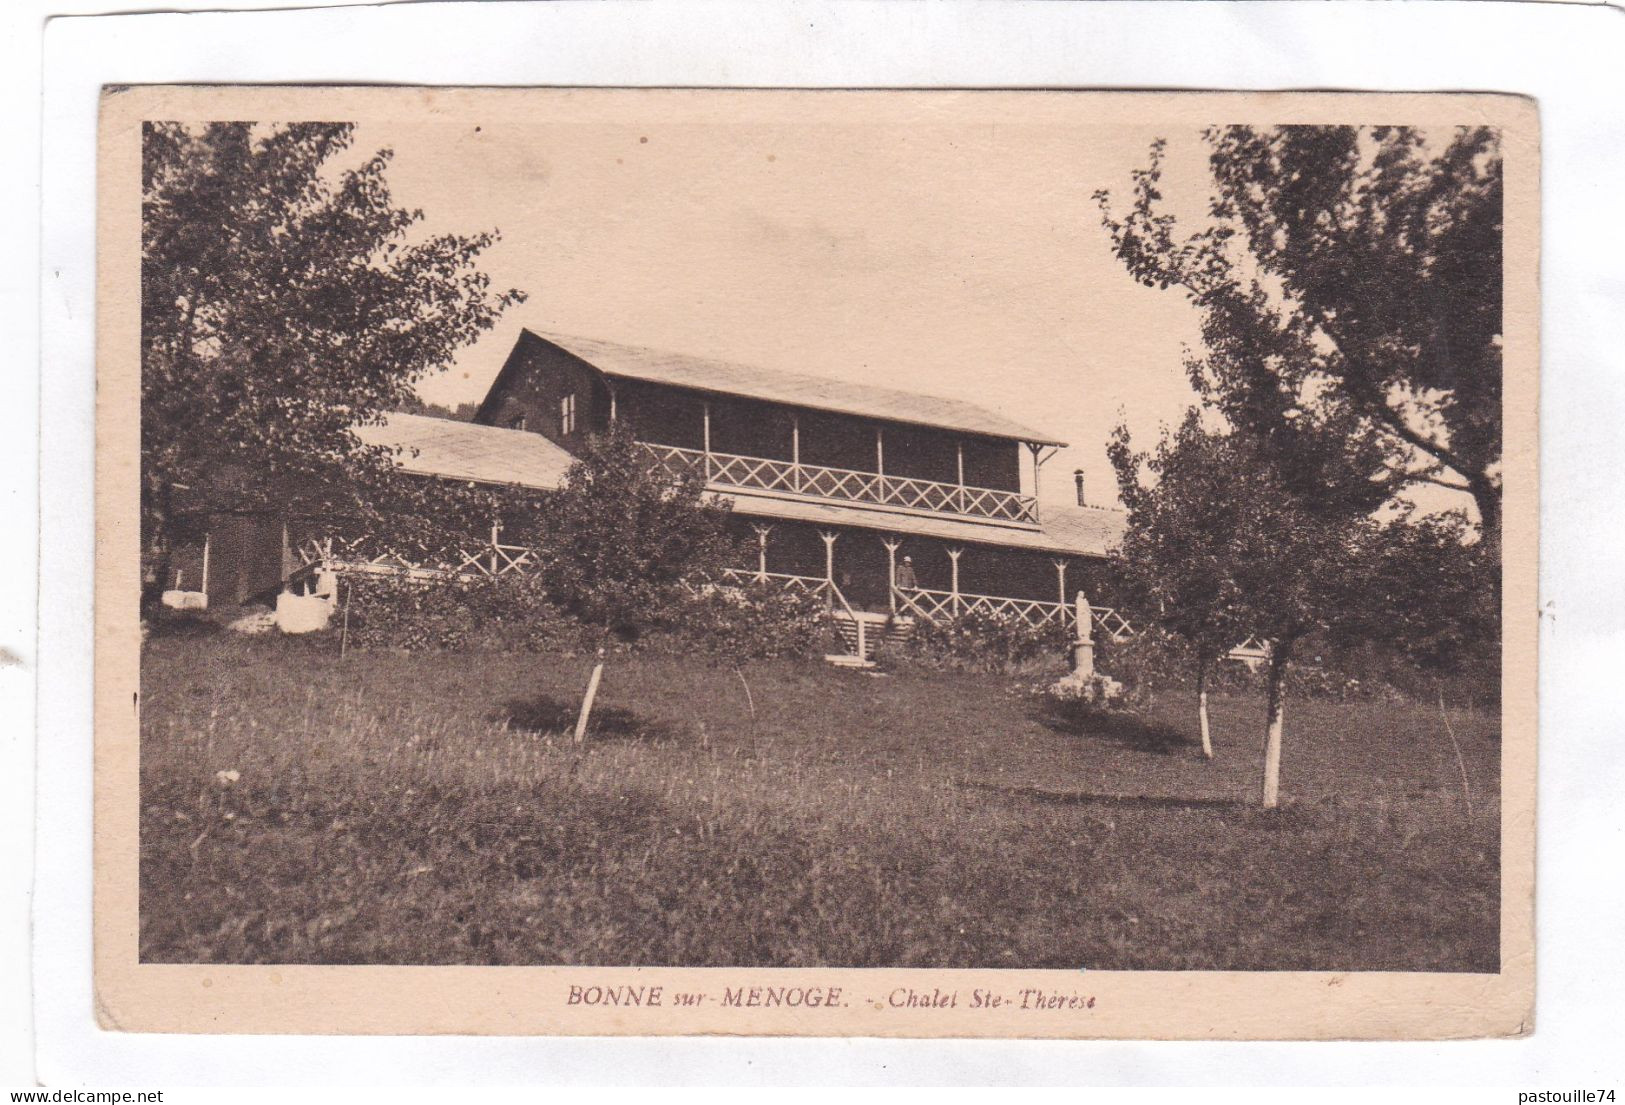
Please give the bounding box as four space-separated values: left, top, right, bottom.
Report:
7 0 1625 1089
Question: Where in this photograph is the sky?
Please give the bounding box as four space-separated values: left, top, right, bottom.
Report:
354 93 1248 510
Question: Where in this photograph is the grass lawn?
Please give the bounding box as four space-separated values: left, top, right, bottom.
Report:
138 630 1500 970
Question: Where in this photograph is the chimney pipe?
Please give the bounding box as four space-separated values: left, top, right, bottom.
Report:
1074 469 1086 507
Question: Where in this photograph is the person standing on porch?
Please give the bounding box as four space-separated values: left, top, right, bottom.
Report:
895 555 918 592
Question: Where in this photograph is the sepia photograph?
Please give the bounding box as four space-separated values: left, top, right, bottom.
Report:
94 86 1537 1038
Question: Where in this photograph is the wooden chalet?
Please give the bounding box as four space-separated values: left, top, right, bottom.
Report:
351 329 1130 659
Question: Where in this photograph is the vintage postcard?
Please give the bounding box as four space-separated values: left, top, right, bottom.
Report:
95 86 1537 1038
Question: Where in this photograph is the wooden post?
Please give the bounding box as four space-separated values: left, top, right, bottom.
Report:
575 655 605 744
790 414 801 493
955 442 966 511
875 428 885 476
1053 559 1068 612
818 530 839 612
490 521 501 575
339 580 351 659
752 524 772 582
702 401 712 455
607 382 618 423
200 533 211 598
1025 442 1056 510
947 546 963 616
882 537 900 614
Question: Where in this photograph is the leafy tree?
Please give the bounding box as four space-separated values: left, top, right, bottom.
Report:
1095 126 1503 555
1333 509 1498 813
1107 411 1254 758
1113 407 1373 806
525 426 741 636
141 121 524 599
1336 508 1498 679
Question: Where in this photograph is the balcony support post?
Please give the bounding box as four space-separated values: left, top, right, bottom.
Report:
1025 442 1057 523
818 529 839 611
791 414 801 492
947 546 963 617
701 402 713 481
752 524 773 582
955 442 967 513
881 536 901 614
1052 558 1069 624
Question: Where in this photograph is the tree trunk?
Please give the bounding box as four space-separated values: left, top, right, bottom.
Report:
1197 659 1213 760
1470 477 1502 566
1261 641 1292 809
141 481 176 612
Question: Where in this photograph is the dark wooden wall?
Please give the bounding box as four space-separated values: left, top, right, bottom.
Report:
474 332 612 449
473 333 1028 494
623 380 1025 494
727 514 1114 609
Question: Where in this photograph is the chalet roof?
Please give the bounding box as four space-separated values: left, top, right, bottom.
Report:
353 412 575 490
359 413 1121 558
526 329 1069 447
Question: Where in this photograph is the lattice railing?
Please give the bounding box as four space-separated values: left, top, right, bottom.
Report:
893 585 1136 639
638 441 1039 525
720 567 831 598
294 533 1139 640
295 534 541 581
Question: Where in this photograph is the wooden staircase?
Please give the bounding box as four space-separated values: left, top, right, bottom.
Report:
824 611 915 668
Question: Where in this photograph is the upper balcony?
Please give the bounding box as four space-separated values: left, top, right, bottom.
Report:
638 440 1040 526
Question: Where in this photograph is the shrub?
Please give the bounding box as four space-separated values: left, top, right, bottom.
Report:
1093 624 1472 706
338 570 829 660
343 572 478 651
1031 671 1136 727
341 571 605 654
663 583 830 662
882 610 1070 676
1093 625 1192 704
521 426 741 635
460 572 612 655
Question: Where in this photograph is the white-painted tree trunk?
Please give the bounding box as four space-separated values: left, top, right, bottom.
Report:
1197 661 1213 760
1261 647 1289 809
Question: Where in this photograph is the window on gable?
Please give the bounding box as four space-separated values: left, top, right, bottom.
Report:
560 393 577 435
